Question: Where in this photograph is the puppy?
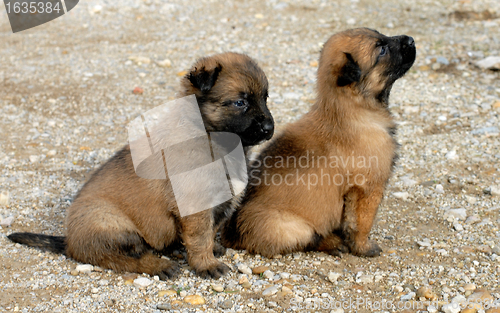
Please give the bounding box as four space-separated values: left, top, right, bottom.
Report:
222 28 416 258
8 52 274 279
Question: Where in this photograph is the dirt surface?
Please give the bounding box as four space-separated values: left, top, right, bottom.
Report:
1 0 500 312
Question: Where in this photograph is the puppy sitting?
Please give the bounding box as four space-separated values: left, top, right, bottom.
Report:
9 52 274 279
222 28 416 258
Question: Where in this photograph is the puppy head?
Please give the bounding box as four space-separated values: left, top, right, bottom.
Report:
180 52 274 147
318 28 416 104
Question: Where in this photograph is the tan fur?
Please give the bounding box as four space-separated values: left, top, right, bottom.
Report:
9 52 274 280
222 28 416 258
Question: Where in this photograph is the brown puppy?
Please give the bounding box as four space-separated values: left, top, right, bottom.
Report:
222 28 416 258
8 52 274 279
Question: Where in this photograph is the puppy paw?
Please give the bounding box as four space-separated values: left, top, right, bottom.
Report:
195 261 230 279
213 242 227 257
156 260 180 280
352 240 382 257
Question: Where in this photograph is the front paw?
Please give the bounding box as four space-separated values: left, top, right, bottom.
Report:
156 259 180 280
352 240 382 257
195 261 230 279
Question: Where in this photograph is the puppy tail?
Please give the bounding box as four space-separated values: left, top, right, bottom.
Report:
7 232 66 254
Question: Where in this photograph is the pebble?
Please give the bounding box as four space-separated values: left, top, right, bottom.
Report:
179 290 187 297
156 59 172 67
183 295 205 305
328 272 341 283
453 222 464 231
0 216 14 227
491 186 500 196
417 240 432 248
476 245 492 255
464 284 476 291
435 184 444 194
47 150 57 156
75 264 94 274
157 303 172 311
466 215 481 224
263 270 274 280
29 155 40 163
212 284 224 292
262 286 279 296
158 290 177 297
475 56 500 70
393 191 410 201
238 264 252 276
267 301 278 308
220 299 233 310
427 306 438 313
444 208 467 221
0 191 9 206
442 303 461 313
416 286 437 300
252 266 269 274
356 275 373 284
133 277 152 288
128 56 151 65
280 272 290 279
400 292 416 301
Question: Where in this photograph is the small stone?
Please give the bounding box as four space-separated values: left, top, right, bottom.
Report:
158 290 177 297
417 286 437 300
177 71 188 77
281 286 293 296
157 303 172 311
91 288 99 294
435 249 448 256
132 87 144 95
179 290 187 297
242 281 252 288
0 216 14 227
437 56 449 65
70 270 79 276
451 295 467 305
267 301 277 308
76 264 94 274
156 59 172 67
0 191 10 206
466 215 481 224
427 305 438 313
133 277 152 288
328 272 341 283
476 245 492 255
280 272 290 279
220 299 233 310
310 61 318 67
491 186 500 196
357 275 373 284
464 284 476 291
128 56 151 65
400 292 416 301
262 286 279 296
454 222 464 231
212 284 224 292
263 270 274 280
465 196 477 204
47 150 57 156
183 295 205 305
393 192 410 201
29 155 40 163
290 274 301 282
347 18 356 25
239 275 249 284
238 264 252 275
444 209 467 221
475 56 500 70
417 240 432 248
467 289 494 303
435 184 444 193
252 266 269 274
442 303 461 313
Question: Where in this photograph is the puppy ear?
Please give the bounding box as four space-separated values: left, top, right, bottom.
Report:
337 53 361 87
187 63 222 93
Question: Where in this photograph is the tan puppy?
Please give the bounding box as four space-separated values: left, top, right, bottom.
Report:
222 28 416 258
8 52 274 279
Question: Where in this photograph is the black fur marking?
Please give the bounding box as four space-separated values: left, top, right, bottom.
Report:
305 233 324 251
7 232 66 254
212 201 234 228
188 64 222 93
337 53 361 87
220 208 241 246
117 231 150 258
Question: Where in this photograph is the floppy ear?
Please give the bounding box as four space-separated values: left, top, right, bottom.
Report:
337 53 361 87
187 63 222 93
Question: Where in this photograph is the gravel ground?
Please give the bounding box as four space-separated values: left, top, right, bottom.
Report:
1 0 500 312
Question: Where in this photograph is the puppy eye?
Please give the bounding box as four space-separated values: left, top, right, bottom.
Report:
233 100 246 107
380 46 388 56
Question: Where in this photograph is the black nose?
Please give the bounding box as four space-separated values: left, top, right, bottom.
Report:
405 36 414 47
262 119 274 134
